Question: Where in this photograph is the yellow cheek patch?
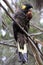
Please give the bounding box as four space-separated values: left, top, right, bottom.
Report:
21 5 26 10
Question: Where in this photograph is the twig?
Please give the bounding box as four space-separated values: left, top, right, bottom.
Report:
34 39 43 46
0 39 15 43
30 32 43 36
3 0 14 13
0 42 17 48
30 23 43 32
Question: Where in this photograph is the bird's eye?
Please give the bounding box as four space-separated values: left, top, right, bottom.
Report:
21 5 26 10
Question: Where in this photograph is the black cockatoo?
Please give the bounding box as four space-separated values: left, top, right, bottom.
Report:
13 3 33 64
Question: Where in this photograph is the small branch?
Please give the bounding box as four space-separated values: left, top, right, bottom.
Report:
30 23 43 32
0 39 15 43
30 32 43 36
0 42 17 48
34 39 43 46
3 0 14 13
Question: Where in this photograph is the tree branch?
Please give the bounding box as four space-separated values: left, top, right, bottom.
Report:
0 39 15 43
3 0 14 13
0 42 17 48
30 23 43 32
34 39 43 46
30 32 43 36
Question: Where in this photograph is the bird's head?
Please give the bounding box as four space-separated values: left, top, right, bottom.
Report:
21 3 33 20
